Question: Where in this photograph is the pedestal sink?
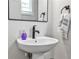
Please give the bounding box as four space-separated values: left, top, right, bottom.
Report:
17 36 59 59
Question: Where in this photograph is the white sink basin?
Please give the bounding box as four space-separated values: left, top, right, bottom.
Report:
17 36 59 53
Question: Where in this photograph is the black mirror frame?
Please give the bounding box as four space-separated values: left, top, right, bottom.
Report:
8 0 48 22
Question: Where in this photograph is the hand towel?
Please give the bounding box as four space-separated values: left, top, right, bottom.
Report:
58 13 71 40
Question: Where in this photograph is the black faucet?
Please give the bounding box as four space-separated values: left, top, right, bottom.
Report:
32 25 40 39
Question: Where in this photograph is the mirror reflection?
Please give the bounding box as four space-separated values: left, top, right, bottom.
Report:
8 0 48 22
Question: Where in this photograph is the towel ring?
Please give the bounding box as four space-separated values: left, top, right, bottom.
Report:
61 5 70 14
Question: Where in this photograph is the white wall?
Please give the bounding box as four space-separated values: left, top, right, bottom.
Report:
8 0 52 59
51 0 71 59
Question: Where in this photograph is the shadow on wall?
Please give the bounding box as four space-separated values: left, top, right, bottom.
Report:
8 41 28 59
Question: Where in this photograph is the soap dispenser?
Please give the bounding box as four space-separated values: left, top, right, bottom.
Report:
20 30 27 40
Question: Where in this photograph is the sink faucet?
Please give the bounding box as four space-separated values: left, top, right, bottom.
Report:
32 25 40 39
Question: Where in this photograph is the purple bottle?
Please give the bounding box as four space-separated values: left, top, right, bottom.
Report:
21 32 27 40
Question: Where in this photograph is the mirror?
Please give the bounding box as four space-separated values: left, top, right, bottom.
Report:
8 0 48 22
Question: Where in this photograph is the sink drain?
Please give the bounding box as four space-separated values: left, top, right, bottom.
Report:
35 40 37 43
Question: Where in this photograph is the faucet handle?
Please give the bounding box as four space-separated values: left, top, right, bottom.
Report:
33 25 37 28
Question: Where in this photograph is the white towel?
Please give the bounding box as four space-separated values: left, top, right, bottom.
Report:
59 13 71 40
